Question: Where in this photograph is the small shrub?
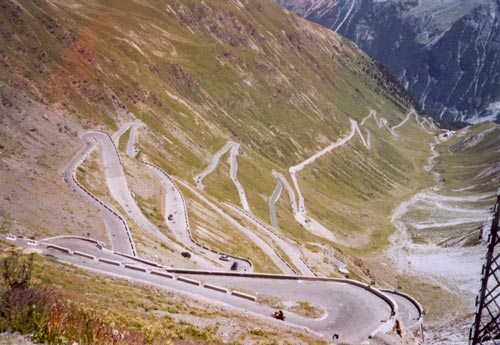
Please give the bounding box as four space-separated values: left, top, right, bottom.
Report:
2 250 34 291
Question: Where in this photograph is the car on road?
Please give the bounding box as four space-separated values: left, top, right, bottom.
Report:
219 255 230 261
6 234 16 241
181 251 191 259
230 262 238 271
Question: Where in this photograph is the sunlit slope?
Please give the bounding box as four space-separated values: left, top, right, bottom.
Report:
299 120 434 250
437 122 500 195
1 0 432 260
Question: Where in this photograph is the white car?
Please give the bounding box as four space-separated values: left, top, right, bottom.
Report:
6 234 17 241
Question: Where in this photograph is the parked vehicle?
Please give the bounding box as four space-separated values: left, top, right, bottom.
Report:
230 261 238 270
219 255 230 261
181 251 191 259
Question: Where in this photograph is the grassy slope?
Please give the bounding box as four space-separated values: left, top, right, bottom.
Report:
436 122 500 194
0 0 435 261
0 0 444 340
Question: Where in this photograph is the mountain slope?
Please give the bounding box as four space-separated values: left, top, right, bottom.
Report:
275 0 500 127
0 0 440 342
0 0 433 259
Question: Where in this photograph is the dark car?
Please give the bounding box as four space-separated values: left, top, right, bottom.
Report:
181 251 191 259
230 261 238 271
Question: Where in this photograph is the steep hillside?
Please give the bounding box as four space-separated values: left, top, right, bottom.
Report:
275 0 500 127
0 0 434 263
0 0 440 343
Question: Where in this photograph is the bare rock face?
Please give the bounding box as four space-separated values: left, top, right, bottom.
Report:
276 0 500 128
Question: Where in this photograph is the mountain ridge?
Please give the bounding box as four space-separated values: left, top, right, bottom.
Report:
275 0 500 127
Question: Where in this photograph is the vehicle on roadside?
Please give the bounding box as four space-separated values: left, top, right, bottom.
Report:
181 251 191 259
230 261 238 270
219 255 230 261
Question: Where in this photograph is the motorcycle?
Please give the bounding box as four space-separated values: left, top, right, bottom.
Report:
272 310 285 321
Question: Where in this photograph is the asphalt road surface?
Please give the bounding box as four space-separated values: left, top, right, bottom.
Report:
15 237 405 344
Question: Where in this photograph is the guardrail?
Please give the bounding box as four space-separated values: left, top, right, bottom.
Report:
63 133 137 256
46 244 72 254
299 256 318 277
98 258 122 266
41 235 106 248
177 276 201 286
114 252 163 268
124 264 148 272
151 270 174 279
381 288 424 328
203 283 228 293
36 241 402 339
142 161 253 270
73 251 96 260
231 290 257 301
222 201 301 275
163 268 397 317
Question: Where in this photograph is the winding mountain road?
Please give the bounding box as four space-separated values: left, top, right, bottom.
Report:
8 235 424 345
228 143 251 212
195 141 251 212
54 110 431 342
71 128 218 269
126 123 144 158
174 177 295 275
146 162 252 271
276 109 436 240
63 132 136 256
268 175 283 228
390 109 435 137
194 141 234 190
222 202 315 276
270 171 298 222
